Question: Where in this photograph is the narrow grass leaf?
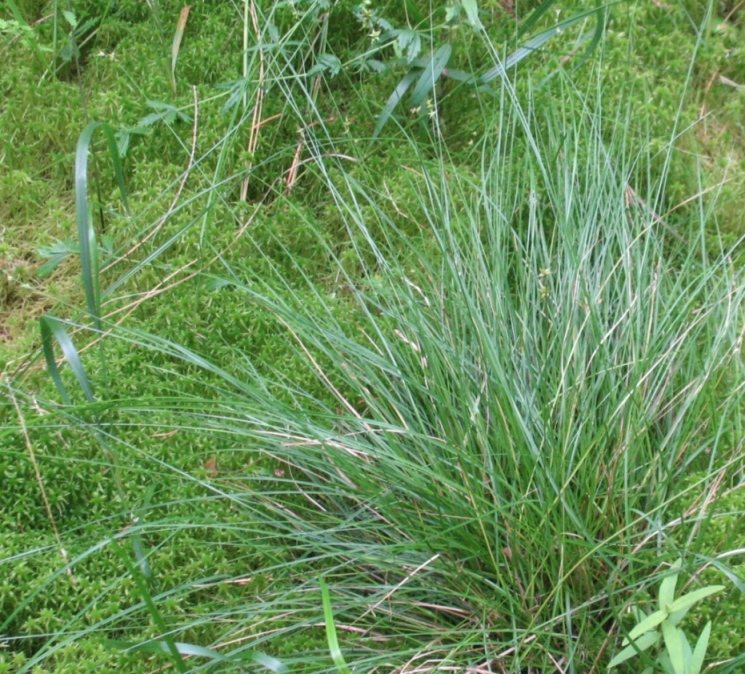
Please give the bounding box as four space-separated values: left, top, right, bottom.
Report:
112 542 188 674
517 0 559 38
571 0 607 71
106 640 288 671
320 577 352 674
481 5 607 83
39 316 94 403
75 122 130 330
171 5 191 96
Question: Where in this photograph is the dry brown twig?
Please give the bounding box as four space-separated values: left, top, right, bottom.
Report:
240 0 265 201
7 379 75 583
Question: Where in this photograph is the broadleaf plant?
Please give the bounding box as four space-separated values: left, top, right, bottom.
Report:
608 559 724 674
366 0 613 138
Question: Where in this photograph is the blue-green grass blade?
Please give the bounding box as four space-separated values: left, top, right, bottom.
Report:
112 542 188 673
105 640 288 671
482 5 608 84
75 122 130 329
39 315 94 403
518 0 560 38
571 0 608 72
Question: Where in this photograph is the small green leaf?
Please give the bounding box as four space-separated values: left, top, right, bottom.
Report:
62 9 77 27
608 630 660 668
37 239 78 278
395 28 421 63
690 622 712 674
373 69 418 139
408 43 452 108
680 629 693 664
461 0 483 30
205 277 234 291
623 609 667 644
445 4 460 23
659 650 676 674
659 559 682 612
308 53 342 77
668 586 725 615
662 621 686 674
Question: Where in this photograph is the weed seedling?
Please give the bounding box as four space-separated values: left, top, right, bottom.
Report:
608 559 724 674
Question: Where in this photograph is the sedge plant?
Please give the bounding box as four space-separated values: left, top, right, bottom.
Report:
21 73 745 671
5 1 745 672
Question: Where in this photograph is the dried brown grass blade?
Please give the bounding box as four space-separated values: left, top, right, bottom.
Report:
171 5 192 96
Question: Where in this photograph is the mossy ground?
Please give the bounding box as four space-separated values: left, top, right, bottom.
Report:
1 0 745 671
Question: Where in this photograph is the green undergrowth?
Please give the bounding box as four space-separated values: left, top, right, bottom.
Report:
2 0 745 672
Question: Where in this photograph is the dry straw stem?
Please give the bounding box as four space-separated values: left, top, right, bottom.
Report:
6 378 75 583
240 0 265 201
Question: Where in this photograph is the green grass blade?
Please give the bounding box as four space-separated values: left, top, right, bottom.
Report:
571 0 608 71
320 577 352 674
75 122 130 330
481 5 608 84
39 315 94 403
112 542 189 674
106 639 288 671
517 0 560 38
